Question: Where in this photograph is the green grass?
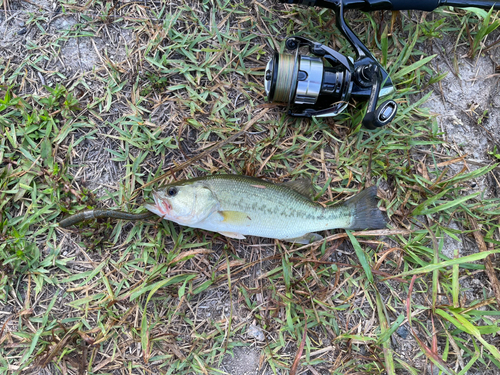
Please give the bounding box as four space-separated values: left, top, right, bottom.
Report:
1 1 500 374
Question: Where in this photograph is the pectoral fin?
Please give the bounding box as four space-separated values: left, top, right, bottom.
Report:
218 231 246 240
215 211 251 239
284 233 323 244
219 210 251 225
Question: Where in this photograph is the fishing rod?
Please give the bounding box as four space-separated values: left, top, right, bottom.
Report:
265 0 500 129
281 0 500 12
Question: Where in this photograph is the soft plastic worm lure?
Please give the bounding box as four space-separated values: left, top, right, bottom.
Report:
59 210 154 228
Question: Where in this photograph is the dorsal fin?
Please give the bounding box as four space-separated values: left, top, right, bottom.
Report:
281 178 316 200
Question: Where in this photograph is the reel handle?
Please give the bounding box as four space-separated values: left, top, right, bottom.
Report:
361 65 397 130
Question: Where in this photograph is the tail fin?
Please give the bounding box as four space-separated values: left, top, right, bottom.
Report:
342 186 387 230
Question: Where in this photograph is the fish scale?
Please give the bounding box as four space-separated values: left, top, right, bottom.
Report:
203 176 350 238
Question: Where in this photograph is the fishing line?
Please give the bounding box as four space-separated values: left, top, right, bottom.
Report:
272 53 296 103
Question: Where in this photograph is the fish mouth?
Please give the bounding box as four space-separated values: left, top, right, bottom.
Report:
150 191 172 218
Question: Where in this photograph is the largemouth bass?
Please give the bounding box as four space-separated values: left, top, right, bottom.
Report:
144 174 387 244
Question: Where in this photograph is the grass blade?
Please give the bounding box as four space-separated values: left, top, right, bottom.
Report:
375 289 396 375
346 230 373 283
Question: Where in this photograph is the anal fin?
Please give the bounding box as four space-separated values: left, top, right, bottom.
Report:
218 231 246 240
284 233 323 244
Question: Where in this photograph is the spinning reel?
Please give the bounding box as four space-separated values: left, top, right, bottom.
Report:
265 0 500 129
264 1 397 129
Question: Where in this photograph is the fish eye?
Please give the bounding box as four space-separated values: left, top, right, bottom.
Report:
167 187 177 197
